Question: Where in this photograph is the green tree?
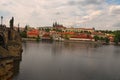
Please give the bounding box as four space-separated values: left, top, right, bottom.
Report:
114 30 120 45
94 35 99 41
36 35 40 42
20 31 27 38
99 37 104 41
65 34 69 40
24 25 29 31
45 28 50 32
105 37 110 44
56 29 62 32
114 37 119 45
21 25 29 38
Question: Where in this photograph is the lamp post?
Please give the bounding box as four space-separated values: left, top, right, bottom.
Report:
1 16 3 25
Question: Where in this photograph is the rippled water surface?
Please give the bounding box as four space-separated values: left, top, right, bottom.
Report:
13 42 120 80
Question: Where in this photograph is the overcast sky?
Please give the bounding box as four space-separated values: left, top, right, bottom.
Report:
0 0 120 30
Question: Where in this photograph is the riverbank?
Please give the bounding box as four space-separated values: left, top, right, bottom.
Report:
64 40 101 44
22 38 37 41
22 38 120 45
22 38 103 45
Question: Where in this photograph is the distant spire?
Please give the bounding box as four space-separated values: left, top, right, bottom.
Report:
55 21 57 27
53 22 55 27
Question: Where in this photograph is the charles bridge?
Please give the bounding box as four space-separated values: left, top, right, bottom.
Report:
0 17 22 58
0 17 23 80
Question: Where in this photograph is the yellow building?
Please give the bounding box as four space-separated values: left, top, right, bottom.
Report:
65 27 95 33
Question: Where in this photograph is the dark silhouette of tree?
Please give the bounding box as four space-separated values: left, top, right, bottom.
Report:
99 37 104 41
20 25 29 38
114 37 119 45
114 31 120 45
105 37 110 44
36 35 40 42
45 28 50 32
94 35 99 41
24 25 29 31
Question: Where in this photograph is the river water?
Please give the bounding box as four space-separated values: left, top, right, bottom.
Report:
13 41 120 80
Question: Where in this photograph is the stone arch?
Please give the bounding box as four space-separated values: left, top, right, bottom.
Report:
0 33 5 47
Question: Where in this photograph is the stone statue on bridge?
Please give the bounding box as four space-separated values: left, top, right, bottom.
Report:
10 17 14 29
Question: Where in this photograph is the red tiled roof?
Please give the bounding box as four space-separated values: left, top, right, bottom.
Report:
71 34 93 39
42 34 50 37
27 29 39 36
62 32 75 35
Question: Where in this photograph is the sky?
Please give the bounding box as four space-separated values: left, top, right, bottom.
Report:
0 0 120 30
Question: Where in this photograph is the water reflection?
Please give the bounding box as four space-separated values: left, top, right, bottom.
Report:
113 45 120 58
0 58 21 80
52 42 101 56
11 42 120 80
63 42 100 49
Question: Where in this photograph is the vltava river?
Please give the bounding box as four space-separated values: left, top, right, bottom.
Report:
14 41 120 80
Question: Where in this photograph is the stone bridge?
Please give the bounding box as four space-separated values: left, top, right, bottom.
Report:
0 17 22 58
0 33 5 47
0 25 7 48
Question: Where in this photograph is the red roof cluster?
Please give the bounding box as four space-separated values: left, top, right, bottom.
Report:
71 34 93 39
27 29 39 36
42 33 50 37
62 32 75 35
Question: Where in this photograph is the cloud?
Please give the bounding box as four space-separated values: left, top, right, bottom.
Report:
0 0 120 30
114 23 120 28
0 10 10 16
106 0 120 5
80 0 105 5
109 5 120 15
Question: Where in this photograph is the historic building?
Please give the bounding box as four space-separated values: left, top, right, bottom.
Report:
65 27 95 33
27 29 39 38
